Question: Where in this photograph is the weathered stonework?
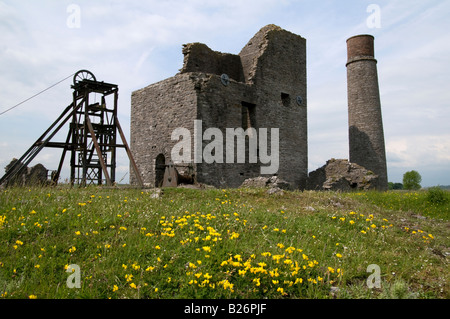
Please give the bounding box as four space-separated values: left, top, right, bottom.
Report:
306 158 380 191
130 25 307 189
4 158 49 187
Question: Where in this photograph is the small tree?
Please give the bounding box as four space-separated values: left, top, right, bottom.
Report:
403 170 422 190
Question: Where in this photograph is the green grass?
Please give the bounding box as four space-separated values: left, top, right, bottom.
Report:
0 186 448 299
346 189 450 220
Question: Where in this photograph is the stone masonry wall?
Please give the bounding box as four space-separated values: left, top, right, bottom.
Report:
180 43 244 82
241 25 308 189
195 74 257 188
130 73 200 186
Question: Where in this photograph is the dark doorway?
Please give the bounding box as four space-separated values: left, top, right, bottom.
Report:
155 154 165 187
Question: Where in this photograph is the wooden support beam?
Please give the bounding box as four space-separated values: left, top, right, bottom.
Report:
85 117 112 186
115 116 144 188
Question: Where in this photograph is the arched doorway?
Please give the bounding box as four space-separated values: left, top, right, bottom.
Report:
155 154 165 187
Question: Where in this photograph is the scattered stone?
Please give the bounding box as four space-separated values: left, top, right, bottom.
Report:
431 248 446 259
241 176 292 190
330 199 344 208
142 188 162 198
266 187 284 196
177 183 216 190
330 287 340 298
241 176 270 188
150 189 162 199
268 176 291 190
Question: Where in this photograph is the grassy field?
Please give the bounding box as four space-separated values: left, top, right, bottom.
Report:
0 186 448 299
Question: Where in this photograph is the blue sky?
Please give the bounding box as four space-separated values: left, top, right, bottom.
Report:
0 0 449 186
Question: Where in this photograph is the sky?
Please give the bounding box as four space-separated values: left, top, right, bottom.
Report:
0 0 449 187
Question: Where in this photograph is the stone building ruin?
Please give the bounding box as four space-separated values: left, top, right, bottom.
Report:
130 25 387 191
130 25 307 189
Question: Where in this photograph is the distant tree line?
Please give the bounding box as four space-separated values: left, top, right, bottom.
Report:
388 170 449 191
388 182 404 190
389 170 422 190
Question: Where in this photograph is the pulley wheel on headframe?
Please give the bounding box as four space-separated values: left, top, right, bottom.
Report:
73 70 96 85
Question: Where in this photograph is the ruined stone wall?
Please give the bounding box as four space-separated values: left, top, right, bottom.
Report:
180 43 244 82
241 25 308 189
130 73 200 186
195 74 257 188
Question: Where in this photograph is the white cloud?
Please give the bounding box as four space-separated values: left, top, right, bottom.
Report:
387 135 450 168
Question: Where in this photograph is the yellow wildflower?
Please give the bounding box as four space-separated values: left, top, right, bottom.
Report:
204 273 213 280
230 232 239 240
285 247 296 254
277 287 285 294
202 246 211 253
132 263 140 271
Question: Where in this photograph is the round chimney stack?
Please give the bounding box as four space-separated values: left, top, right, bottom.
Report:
346 34 388 190
346 34 375 62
